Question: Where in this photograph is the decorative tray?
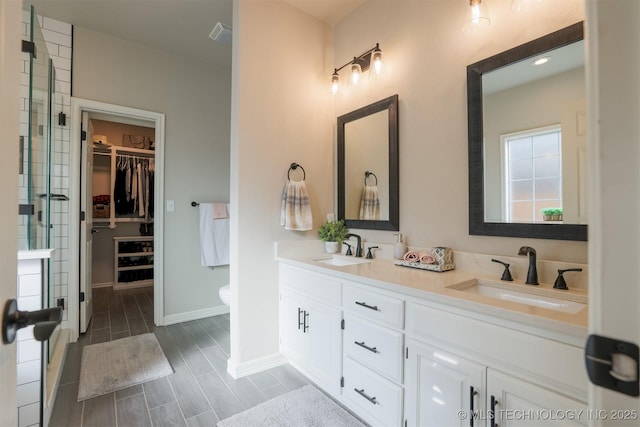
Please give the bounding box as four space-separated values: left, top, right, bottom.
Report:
394 261 456 272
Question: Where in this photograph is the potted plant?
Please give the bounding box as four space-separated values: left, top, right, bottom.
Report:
542 207 563 221
551 208 563 221
318 219 348 253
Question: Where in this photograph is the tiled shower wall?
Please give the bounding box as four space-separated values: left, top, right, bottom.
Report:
19 11 72 328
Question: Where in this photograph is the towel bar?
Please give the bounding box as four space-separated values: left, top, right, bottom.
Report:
287 163 306 181
364 171 377 186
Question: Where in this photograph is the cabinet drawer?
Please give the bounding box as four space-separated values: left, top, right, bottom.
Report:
343 283 404 329
279 264 341 306
344 313 403 383
343 357 403 427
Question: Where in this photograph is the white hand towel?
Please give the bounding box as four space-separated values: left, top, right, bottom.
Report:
199 203 230 267
212 202 228 219
359 185 380 220
280 180 313 231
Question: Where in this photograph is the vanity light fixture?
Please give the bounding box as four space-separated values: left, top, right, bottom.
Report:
463 0 491 34
331 43 384 94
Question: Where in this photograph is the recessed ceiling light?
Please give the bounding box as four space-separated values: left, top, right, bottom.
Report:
532 57 550 66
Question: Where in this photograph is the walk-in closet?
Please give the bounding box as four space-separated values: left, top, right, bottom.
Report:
90 119 156 297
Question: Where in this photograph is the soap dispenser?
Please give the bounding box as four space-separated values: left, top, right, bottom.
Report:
393 233 407 260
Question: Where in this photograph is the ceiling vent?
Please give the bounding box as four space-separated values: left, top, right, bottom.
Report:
209 22 232 45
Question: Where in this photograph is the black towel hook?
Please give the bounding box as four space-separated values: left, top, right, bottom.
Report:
364 171 377 186
287 163 306 181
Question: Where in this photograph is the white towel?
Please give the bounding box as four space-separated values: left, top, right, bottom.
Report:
199 203 230 267
280 180 313 231
359 185 380 220
212 202 228 219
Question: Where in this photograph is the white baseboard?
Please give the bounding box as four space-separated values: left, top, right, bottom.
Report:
227 352 288 379
163 305 229 325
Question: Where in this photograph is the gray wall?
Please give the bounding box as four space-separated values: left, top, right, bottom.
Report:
73 27 231 316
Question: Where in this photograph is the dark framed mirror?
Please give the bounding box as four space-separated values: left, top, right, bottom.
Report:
468 22 587 241
338 94 399 231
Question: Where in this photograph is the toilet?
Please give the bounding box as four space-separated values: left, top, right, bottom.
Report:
219 284 231 306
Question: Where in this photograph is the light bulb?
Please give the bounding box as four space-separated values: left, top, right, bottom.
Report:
463 0 490 34
371 45 383 76
350 60 362 86
331 70 340 94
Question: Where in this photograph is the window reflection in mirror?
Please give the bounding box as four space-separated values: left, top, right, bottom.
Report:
482 40 585 225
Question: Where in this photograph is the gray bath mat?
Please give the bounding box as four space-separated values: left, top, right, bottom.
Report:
217 384 366 427
78 333 173 401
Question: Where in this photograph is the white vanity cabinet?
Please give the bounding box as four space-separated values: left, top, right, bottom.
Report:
342 281 406 427
279 265 343 396
404 301 588 427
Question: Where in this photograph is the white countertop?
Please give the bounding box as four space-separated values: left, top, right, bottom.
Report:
276 246 588 344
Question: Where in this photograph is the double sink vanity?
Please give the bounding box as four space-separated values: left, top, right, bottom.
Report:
277 244 588 427
276 20 590 427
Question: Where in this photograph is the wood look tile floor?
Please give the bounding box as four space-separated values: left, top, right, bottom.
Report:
49 286 311 427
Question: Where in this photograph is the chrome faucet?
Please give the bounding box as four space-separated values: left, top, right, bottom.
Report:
518 246 538 285
346 233 363 257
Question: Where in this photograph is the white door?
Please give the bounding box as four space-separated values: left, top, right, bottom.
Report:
279 289 310 364
585 1 640 421
79 112 94 333
0 0 20 423
405 339 485 427
307 297 342 395
487 369 587 426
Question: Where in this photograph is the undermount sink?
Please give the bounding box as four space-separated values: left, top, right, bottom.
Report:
447 279 587 314
314 255 373 267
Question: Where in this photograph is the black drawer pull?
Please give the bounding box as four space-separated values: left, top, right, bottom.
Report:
355 301 379 311
354 388 377 405
490 395 499 427
297 307 303 330
354 341 378 353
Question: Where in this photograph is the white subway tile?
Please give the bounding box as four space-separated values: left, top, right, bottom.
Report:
52 56 71 71
58 45 72 59
18 259 41 276
17 359 40 385
18 274 40 297
18 339 41 363
41 29 71 47
42 16 72 36
55 68 71 83
17 381 40 406
45 42 59 56
18 402 40 427
17 295 41 312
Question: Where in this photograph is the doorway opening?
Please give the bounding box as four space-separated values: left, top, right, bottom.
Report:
69 98 165 342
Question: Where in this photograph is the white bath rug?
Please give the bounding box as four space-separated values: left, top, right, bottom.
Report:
217 384 367 427
77 333 173 401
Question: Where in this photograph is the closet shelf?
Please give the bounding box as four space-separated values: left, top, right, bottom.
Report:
117 251 153 258
117 265 154 272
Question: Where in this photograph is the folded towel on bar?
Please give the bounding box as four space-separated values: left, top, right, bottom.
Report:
280 180 313 231
419 252 437 264
212 202 228 219
199 203 230 267
359 185 381 220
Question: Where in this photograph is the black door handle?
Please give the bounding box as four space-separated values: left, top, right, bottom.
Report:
2 299 62 344
355 301 378 311
490 395 499 427
469 386 478 427
354 341 378 353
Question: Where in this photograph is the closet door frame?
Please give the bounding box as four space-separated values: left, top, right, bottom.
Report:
69 97 166 342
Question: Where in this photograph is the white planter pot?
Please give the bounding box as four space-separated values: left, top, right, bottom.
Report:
325 241 340 254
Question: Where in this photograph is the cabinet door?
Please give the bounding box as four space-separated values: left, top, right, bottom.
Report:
279 288 309 365
405 339 485 427
306 296 343 395
487 369 587 426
